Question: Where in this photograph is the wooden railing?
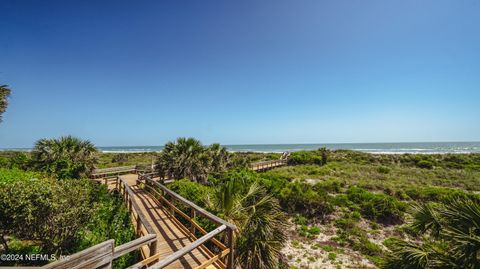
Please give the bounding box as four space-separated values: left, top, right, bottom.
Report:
134 173 236 269
91 165 137 179
116 176 158 259
251 159 287 171
91 165 156 178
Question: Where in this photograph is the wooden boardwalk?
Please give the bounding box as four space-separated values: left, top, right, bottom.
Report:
44 155 290 269
121 174 215 269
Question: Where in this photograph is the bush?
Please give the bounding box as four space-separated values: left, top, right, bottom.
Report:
416 160 434 169
0 152 32 170
288 150 327 166
377 166 391 174
0 178 136 267
346 187 405 224
0 168 42 183
168 178 213 208
278 182 334 219
0 179 96 258
404 186 480 202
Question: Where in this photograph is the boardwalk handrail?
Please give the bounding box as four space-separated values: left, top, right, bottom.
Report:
39 234 157 269
143 174 236 230
116 176 158 258
128 225 228 269
138 173 236 269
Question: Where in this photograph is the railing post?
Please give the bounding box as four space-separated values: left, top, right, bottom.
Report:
190 208 196 234
136 215 142 236
227 228 234 269
150 240 157 257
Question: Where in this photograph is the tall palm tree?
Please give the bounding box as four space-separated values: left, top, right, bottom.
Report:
214 178 287 269
0 85 11 123
32 136 98 179
383 196 480 268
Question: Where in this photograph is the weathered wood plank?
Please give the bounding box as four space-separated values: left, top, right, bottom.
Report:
113 234 157 259
42 240 114 269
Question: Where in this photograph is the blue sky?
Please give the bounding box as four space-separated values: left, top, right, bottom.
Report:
1 0 479 147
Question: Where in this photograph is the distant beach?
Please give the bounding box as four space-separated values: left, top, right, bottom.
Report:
5 142 478 154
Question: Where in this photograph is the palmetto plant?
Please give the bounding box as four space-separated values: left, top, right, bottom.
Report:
156 138 230 183
383 196 480 269
32 136 98 179
0 84 11 123
214 177 287 269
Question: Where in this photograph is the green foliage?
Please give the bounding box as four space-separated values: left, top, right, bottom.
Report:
168 178 213 208
0 84 11 123
404 186 480 202
328 252 337 261
0 178 136 267
213 179 287 269
416 160 434 169
383 196 480 268
0 151 32 170
377 166 391 174
288 150 328 166
111 153 129 164
77 190 137 269
156 138 230 183
0 179 96 257
235 185 288 269
346 187 405 224
278 182 334 219
293 214 308 226
0 168 42 183
297 225 321 238
96 152 159 168
31 136 98 179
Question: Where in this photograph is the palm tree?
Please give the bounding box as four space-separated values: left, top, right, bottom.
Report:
156 138 230 183
214 176 287 269
383 196 480 268
0 85 11 123
208 143 230 176
32 135 98 179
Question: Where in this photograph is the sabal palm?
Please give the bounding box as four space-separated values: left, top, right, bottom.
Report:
156 138 230 183
0 85 11 123
383 196 480 269
214 179 287 269
32 136 97 179
208 143 230 175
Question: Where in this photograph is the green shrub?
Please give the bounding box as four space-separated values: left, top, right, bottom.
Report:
0 168 43 183
0 178 136 267
377 166 391 174
405 186 480 202
328 252 337 261
308 226 321 235
346 187 405 224
293 214 308 226
279 182 333 218
288 150 327 166
168 178 213 208
313 179 343 193
416 160 434 169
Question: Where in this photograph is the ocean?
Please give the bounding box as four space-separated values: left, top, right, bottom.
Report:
3 142 479 154
93 142 480 154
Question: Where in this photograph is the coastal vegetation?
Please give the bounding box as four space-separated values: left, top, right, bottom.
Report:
32 136 98 179
0 85 10 123
1 139 479 268
156 137 231 183
0 137 136 268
